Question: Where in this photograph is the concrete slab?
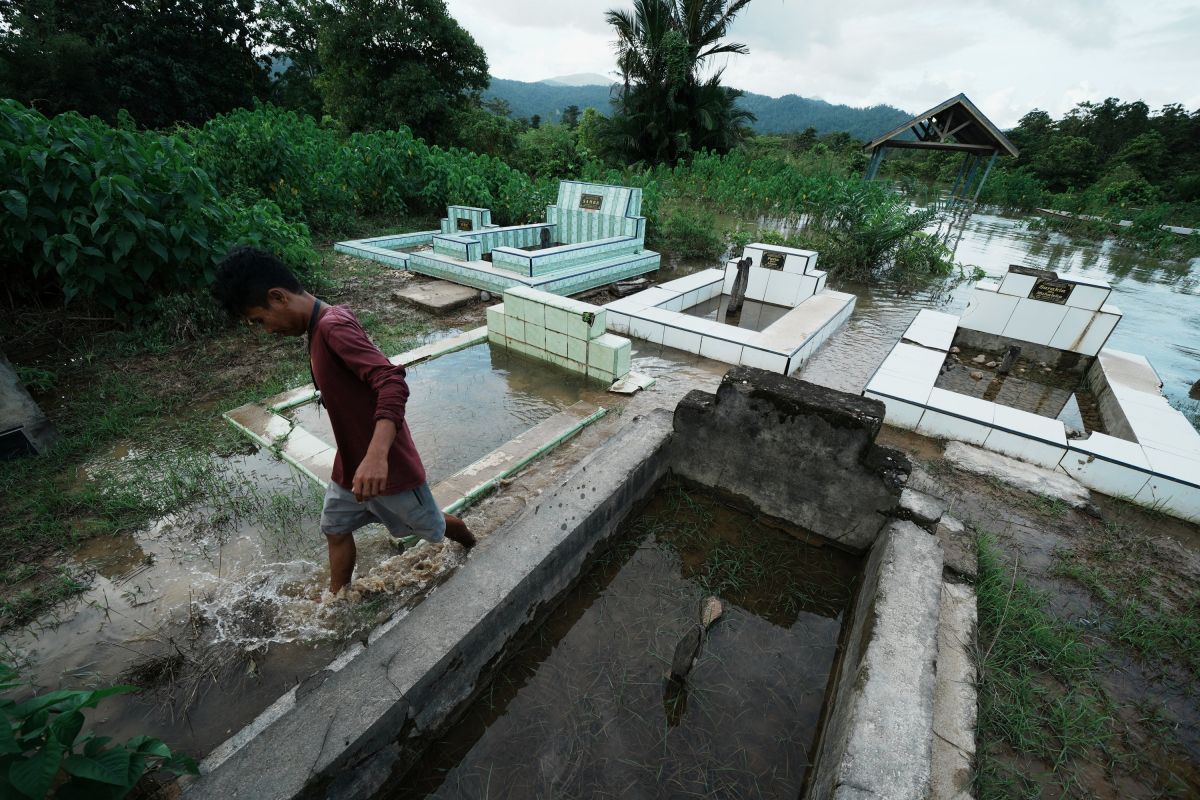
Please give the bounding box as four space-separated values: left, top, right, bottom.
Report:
900 488 948 526
809 520 944 800
943 440 1096 513
932 580 978 800
392 280 479 312
936 515 977 581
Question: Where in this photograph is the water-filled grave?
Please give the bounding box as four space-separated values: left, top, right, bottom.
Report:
379 479 860 799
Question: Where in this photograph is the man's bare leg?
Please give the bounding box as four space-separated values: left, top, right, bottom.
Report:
326 532 357 593
443 513 476 550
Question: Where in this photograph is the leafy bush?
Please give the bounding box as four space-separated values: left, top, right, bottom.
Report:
0 100 317 312
0 663 197 799
649 206 725 260
189 104 559 231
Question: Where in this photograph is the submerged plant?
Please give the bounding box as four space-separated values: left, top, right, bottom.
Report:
0 663 197 799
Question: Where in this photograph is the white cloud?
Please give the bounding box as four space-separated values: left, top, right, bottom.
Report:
445 0 1200 127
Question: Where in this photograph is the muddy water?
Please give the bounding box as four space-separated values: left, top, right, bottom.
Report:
382 481 859 800
797 214 1200 428
288 341 603 483
2 342 608 759
685 294 794 332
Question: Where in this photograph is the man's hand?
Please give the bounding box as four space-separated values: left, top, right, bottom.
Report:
353 418 397 501
352 453 388 501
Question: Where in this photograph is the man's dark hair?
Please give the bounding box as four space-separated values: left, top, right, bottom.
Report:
211 246 303 316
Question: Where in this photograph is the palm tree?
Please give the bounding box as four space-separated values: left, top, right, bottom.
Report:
604 0 755 164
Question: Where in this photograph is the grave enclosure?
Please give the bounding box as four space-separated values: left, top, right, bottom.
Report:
866 265 1200 522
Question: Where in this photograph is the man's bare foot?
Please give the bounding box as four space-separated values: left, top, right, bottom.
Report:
444 514 476 550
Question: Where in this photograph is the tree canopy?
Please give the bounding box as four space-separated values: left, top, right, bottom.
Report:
603 0 756 165
0 0 266 129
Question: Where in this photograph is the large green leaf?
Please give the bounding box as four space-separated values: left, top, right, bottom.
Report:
61 749 132 787
48 710 84 747
1 189 27 220
9 737 64 799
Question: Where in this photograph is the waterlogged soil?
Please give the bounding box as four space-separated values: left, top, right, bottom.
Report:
382 481 860 800
881 426 1200 799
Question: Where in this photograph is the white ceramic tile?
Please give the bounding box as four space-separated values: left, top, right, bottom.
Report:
701 281 723 302
959 290 1019 336
662 325 702 354
992 403 1068 446
997 270 1038 297
739 347 789 373
1141 446 1200 483
815 272 827 294
927 388 997 425
1126 408 1200 456
875 343 947 386
723 264 738 294
1048 306 1098 352
917 408 993 446
1002 298 1070 346
865 392 925 430
504 316 526 342
1075 309 1120 356
983 428 1067 470
627 315 665 345
745 267 771 303
622 287 679 309
865 369 935 405
798 274 820 303
699 335 743 364
1097 349 1161 394
606 311 630 334
903 310 957 351
684 289 703 309
662 294 684 312
1058 449 1150 500
764 271 803 307
658 268 724 295
1064 283 1110 311
1135 477 1200 523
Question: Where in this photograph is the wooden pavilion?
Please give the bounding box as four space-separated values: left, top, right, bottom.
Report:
863 93 1019 203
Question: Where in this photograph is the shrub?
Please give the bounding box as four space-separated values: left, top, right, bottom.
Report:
649 206 725 260
0 100 317 312
0 662 197 799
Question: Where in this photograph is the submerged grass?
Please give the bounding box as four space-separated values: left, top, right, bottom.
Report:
974 530 1116 797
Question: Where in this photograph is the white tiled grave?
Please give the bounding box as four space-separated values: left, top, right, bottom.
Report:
605 243 855 375
864 267 1200 523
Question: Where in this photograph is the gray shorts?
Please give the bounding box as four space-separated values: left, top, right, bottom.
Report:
320 481 446 543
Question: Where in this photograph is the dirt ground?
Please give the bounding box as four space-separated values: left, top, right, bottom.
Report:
880 426 1200 799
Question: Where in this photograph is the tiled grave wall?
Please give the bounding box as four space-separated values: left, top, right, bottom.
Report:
958 271 1120 357
440 206 494 233
487 287 632 384
607 267 856 375
720 243 828 309
866 310 1200 522
493 235 644 277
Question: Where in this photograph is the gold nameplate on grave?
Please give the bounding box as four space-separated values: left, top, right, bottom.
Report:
579 193 604 211
456 218 473 231
1029 277 1073 304
760 250 787 270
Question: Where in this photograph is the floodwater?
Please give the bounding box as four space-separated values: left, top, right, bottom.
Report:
289 341 596 483
381 481 859 799
2 341 604 759
684 294 794 332
794 213 1200 429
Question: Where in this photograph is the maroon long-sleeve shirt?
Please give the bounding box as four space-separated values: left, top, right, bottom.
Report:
309 305 426 494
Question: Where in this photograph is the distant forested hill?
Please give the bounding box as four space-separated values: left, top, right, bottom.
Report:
484 77 911 139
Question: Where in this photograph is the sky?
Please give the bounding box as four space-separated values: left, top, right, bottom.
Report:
443 0 1200 128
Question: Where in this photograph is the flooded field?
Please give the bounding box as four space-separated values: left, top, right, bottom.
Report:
797 213 1200 429
2 341 608 758
380 481 859 799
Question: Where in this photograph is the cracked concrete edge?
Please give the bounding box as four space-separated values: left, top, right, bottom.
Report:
932 581 979 800
185 408 676 800
809 520 944 800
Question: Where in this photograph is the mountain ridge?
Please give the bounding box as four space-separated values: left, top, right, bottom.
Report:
483 77 913 139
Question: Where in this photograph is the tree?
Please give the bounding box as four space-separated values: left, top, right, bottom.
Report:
562 104 581 128
511 124 582 179
0 0 267 128
260 0 328 116
316 0 488 143
604 0 755 164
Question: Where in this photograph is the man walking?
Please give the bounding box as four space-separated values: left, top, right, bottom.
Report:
212 247 475 595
